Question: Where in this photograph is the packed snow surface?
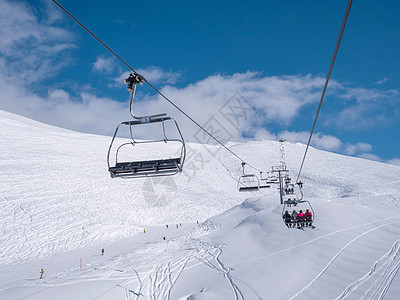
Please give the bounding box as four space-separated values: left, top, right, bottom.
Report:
1 110 400 299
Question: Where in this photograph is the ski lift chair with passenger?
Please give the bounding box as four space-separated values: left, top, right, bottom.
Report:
107 73 186 178
284 182 295 195
284 175 292 184
238 163 260 192
281 181 315 228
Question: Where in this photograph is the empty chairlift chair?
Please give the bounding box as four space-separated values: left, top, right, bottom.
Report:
259 171 271 189
107 73 186 178
238 163 260 192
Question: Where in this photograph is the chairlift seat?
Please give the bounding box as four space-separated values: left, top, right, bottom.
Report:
259 184 271 189
122 116 171 126
284 199 306 205
239 186 260 192
266 179 278 184
109 157 181 177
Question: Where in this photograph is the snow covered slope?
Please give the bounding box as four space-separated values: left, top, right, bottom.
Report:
1 110 400 299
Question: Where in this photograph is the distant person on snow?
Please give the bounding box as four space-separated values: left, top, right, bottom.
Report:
283 211 292 227
305 209 312 227
101 248 104 256
40 269 44 279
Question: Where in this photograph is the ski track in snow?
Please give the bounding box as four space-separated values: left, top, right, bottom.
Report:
335 239 400 300
119 268 143 300
140 221 226 300
231 214 400 267
84 198 400 299
289 219 400 300
75 220 224 300
214 247 244 300
104 219 245 300
145 259 190 300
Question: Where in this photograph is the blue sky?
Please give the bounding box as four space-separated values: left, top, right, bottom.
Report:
0 0 399 165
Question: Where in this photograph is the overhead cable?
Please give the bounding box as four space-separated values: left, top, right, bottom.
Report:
296 0 353 183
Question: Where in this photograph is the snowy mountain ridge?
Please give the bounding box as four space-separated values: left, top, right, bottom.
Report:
1 109 400 299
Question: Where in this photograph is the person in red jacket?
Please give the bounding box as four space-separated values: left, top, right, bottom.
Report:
298 210 305 227
305 209 313 227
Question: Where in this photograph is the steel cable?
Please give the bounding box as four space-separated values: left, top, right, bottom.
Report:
296 0 353 183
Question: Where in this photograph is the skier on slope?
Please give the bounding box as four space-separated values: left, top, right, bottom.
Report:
40 269 44 279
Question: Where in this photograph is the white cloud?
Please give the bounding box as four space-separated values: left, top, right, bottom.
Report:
387 159 400 166
48 89 70 102
279 131 376 159
324 86 399 130
312 134 343 152
138 72 327 132
279 131 342 152
93 56 116 73
375 77 390 85
252 128 277 141
344 142 372 155
112 67 182 89
137 66 182 85
0 75 128 136
339 87 395 103
358 153 382 162
0 0 75 84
